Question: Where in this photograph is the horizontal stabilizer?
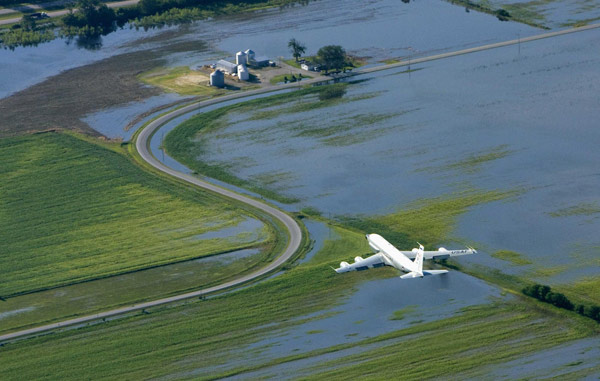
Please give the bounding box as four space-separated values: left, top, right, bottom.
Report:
400 272 421 279
423 270 448 276
400 270 448 279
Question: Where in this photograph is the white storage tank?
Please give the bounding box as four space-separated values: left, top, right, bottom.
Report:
210 70 225 87
236 51 247 65
238 65 249 81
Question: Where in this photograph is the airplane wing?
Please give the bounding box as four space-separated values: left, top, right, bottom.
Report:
334 253 389 273
400 247 476 260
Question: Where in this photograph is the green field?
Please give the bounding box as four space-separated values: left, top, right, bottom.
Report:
0 131 275 297
0 223 596 379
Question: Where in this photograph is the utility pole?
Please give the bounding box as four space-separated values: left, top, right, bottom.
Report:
161 131 165 162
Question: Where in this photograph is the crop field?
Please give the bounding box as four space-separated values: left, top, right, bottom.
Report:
0 223 596 379
0 131 274 297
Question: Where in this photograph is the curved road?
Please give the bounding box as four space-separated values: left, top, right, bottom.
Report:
1 23 599 342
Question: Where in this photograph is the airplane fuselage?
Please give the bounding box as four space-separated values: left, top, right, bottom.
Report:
366 234 419 274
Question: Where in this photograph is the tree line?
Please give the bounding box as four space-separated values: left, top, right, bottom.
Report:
3 0 315 48
522 283 600 323
288 38 352 74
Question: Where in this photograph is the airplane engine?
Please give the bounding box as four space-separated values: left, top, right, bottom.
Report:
438 247 448 252
412 248 419 254
354 256 364 263
340 261 350 268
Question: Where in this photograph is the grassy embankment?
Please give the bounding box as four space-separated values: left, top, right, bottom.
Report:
0 131 279 299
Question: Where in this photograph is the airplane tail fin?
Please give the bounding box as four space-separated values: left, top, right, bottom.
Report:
413 243 424 273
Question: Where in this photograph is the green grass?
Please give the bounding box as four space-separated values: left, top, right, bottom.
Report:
342 188 518 249
390 305 417 320
0 206 596 379
492 250 533 265
0 131 274 297
0 225 380 379
304 302 593 380
561 277 600 305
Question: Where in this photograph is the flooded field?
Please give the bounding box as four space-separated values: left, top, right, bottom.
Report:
178 28 600 285
477 0 600 28
0 0 536 138
1 0 599 378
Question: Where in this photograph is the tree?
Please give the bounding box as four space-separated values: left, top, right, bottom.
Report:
139 0 162 16
20 14 37 31
288 38 306 62
316 45 346 74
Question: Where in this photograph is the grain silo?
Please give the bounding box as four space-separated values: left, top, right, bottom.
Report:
244 49 255 63
238 65 249 81
236 51 247 65
210 70 225 87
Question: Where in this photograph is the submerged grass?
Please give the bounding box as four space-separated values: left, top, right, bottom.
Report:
342 188 518 249
0 132 273 297
417 144 513 175
305 301 592 380
163 83 353 203
548 202 600 218
492 250 533 266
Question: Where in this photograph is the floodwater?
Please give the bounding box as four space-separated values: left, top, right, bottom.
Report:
488 336 600 379
189 28 600 283
1 0 537 139
178 272 505 378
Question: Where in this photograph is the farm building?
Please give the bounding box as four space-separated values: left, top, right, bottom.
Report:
301 62 320 71
301 63 313 71
217 59 237 74
210 70 225 87
252 56 271 67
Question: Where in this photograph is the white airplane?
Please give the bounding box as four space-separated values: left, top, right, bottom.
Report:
334 234 476 279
